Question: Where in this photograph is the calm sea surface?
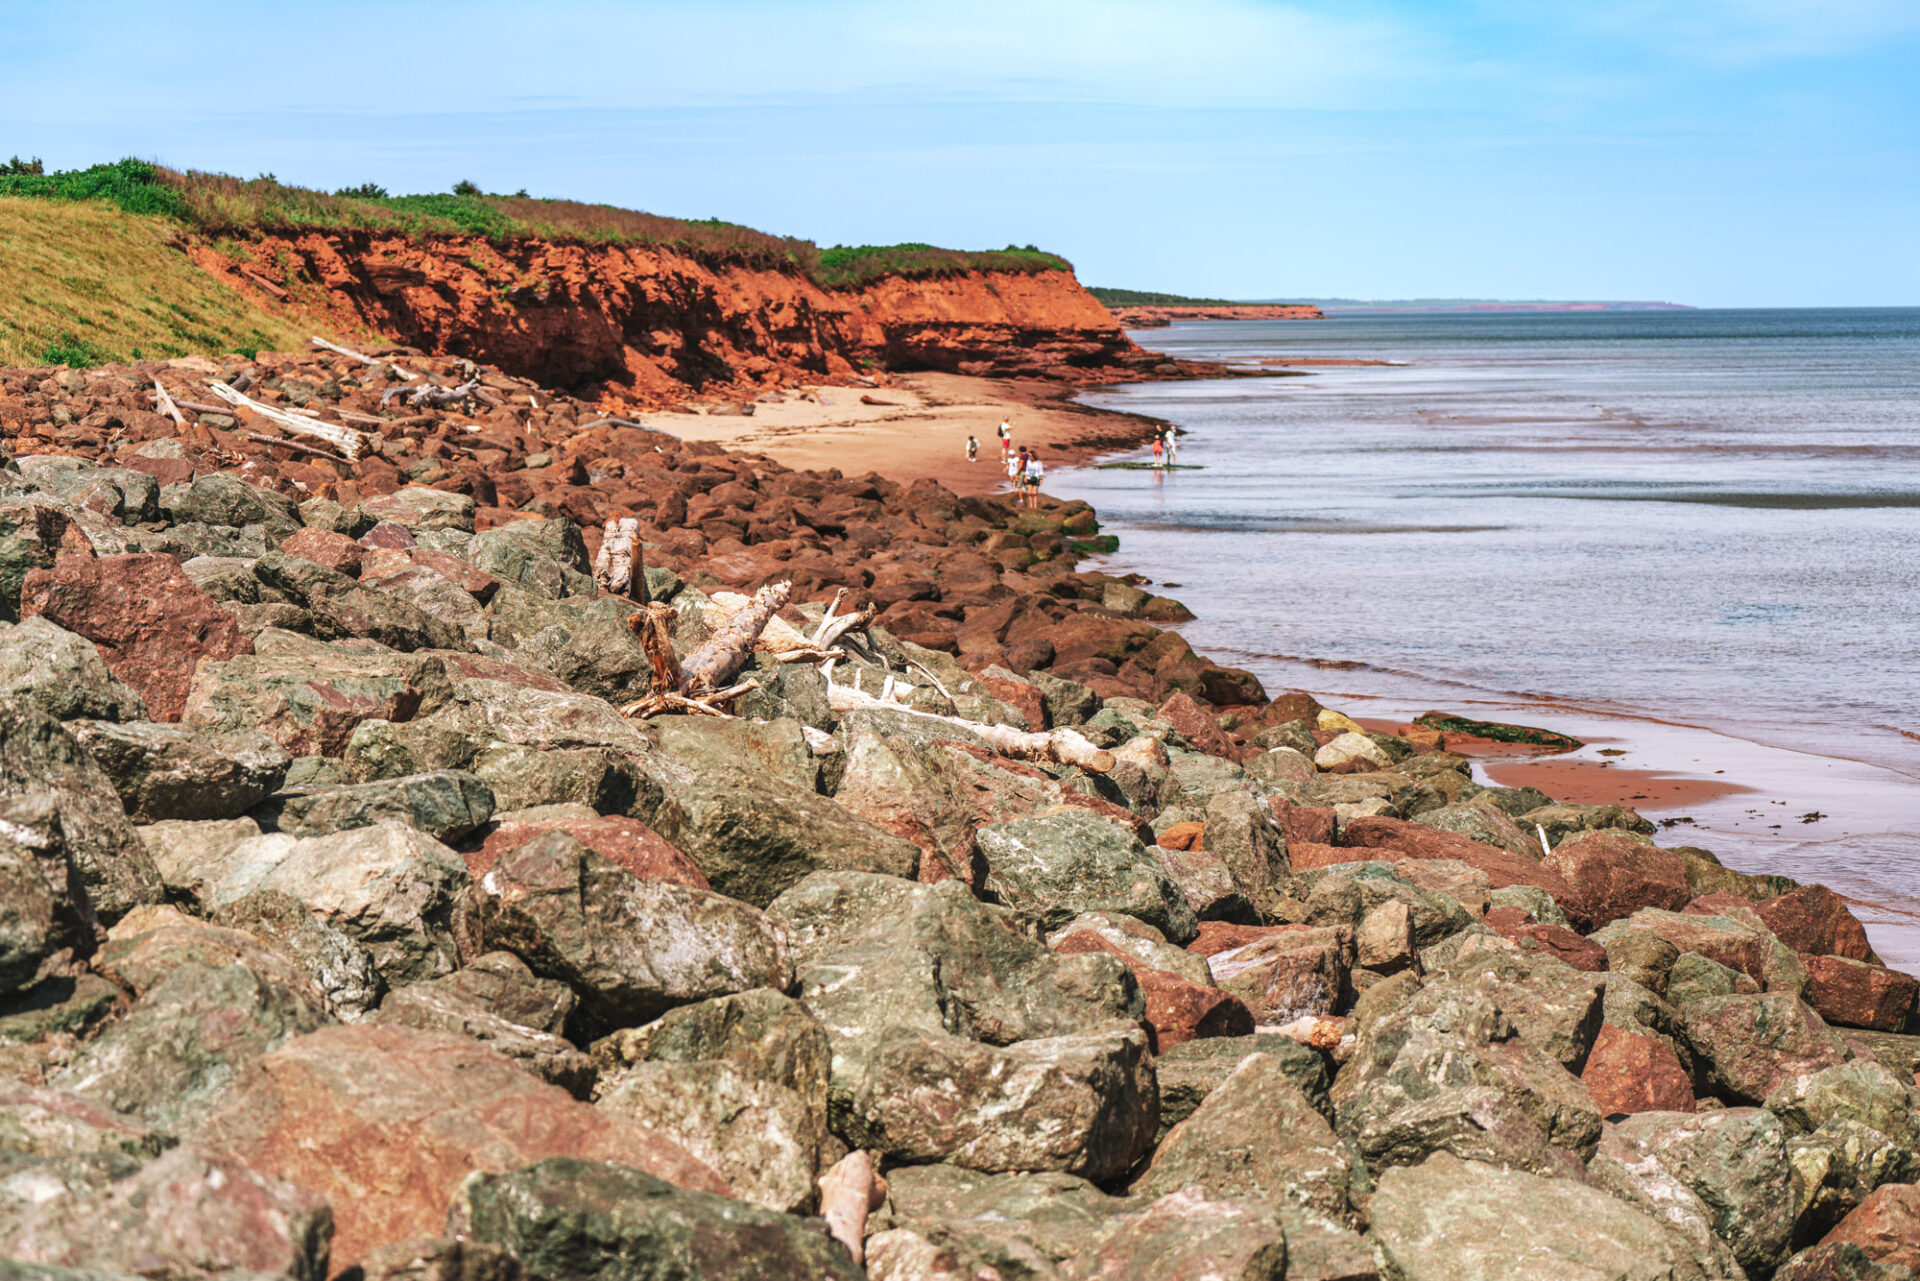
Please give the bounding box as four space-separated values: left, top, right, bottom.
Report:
1055 309 1920 963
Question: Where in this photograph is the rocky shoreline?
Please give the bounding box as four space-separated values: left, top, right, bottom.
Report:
2 348 1918 1280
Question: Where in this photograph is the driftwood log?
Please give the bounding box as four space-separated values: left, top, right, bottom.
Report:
618 582 791 718
380 377 483 411
151 380 185 426
825 674 1116 773
818 1150 887 1266
309 335 417 380
593 517 650 603
207 381 368 460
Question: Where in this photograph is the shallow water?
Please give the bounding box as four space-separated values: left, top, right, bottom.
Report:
1054 308 1920 964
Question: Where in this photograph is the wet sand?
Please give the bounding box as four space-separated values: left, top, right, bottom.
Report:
644 372 1161 497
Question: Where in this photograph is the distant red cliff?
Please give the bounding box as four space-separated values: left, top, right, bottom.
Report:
1110 303 1324 328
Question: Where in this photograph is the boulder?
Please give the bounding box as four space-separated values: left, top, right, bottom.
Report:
1202 788 1290 913
195 821 471 986
1589 1108 1795 1272
769 873 1141 1115
1682 993 1852 1104
1756 886 1877 962
279 526 365 577
356 486 478 535
0 1144 331 1281
1410 799 1544 863
590 988 829 1098
467 830 792 1033
1338 816 1583 923
350 1237 525 1281
422 950 579 1034
467 810 706 887
451 1156 859 1281
1820 1184 1920 1273
0 617 146 722
161 474 301 537
1596 907 1799 994
1543 831 1693 929
20 553 252 721
1484 905 1608 971
65 719 289 822
868 1162 1120 1274
644 759 920 907
193 1025 729 1270
274 770 495 844
252 551 469 653
1331 977 1602 1177
465 519 594 599
1314 732 1389 772
1775 1242 1917 1281
1369 1151 1726 1281
844 1026 1155 1179
51 959 326 1130
1583 1024 1697 1115
1427 948 1605 1074
1153 1033 1331 1139
206 889 386 1020
976 810 1197 943
1766 1060 1920 1238
184 629 452 757
372 978 595 1099
1078 1188 1288 1281
1132 1052 1351 1223
1050 913 1248 1049
1197 923 1353 1024
0 699 161 922
1803 955 1918 1032
0 796 95 996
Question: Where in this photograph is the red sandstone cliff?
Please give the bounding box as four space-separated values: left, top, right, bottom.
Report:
186 231 1148 406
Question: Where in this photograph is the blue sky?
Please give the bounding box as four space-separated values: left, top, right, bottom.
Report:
4 0 1916 305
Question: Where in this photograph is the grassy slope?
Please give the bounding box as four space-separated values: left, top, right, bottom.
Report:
1087 286 1243 306
0 197 311 367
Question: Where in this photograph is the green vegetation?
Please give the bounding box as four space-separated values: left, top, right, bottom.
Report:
815 243 1072 288
1087 286 1243 306
3 156 45 176
0 159 1072 289
0 192 314 367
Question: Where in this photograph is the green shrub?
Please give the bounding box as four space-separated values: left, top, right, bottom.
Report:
334 181 388 199
41 332 112 368
3 156 44 176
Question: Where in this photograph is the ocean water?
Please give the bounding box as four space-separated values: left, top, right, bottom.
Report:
1054 308 1920 962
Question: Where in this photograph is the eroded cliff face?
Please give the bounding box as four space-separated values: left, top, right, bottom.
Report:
186 231 1144 403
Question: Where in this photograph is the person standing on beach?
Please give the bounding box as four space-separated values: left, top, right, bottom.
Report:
1151 433 1165 469
1165 430 1178 466
1013 446 1031 503
966 435 979 462
998 418 1013 461
1025 454 1045 498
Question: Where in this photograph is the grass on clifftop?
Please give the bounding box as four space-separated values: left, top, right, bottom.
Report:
1 159 1074 288
0 195 311 367
1088 286 1246 306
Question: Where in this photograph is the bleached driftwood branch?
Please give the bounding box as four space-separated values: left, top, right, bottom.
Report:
380 377 483 411
818 1150 887 1266
825 672 1116 773
151 380 186 427
207 380 368 460
618 586 788 718
683 581 790 692
310 335 417 380
594 517 651 603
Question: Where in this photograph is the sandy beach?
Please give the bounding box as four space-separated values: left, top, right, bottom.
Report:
645 371 1164 497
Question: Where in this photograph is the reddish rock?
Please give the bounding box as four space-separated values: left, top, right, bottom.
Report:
1157 690 1238 761
1052 932 1253 1050
361 546 501 601
1683 892 1754 916
1261 693 1322 724
1270 798 1336 847
976 665 1047 729
436 650 571 693
20 552 252 721
121 453 197 488
1486 906 1608 972
1156 821 1206 852
1581 1025 1695 1115
1802 954 1918 1032
277 527 364 577
1339 816 1585 924
193 1024 729 1271
1821 1183 1920 1271
468 814 708 889
1542 833 1691 930
1286 840 1356 870
358 520 417 550
1187 920 1319 959
1754 885 1876 961
1202 925 1352 1024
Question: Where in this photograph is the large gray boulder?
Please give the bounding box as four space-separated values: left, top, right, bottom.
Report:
253 552 469 653
450 1156 861 1281
191 821 471 985
843 1025 1156 1180
1682 992 1851 1104
0 618 146 722
1766 1060 1920 1239
975 810 1197 943
66 719 289 823
768 873 1141 1116
1588 1108 1794 1274
1331 973 1602 1178
1202 787 1291 914
0 795 96 996
1153 1033 1331 1139
160 474 301 538
1131 1052 1352 1224
1368 1151 1726 1281
465 519 595 599
206 888 385 1021
373 976 594 1098
0 699 161 922
468 830 792 1033
272 770 494 844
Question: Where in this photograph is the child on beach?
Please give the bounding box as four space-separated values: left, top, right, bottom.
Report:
966 435 979 461
1151 434 1165 468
